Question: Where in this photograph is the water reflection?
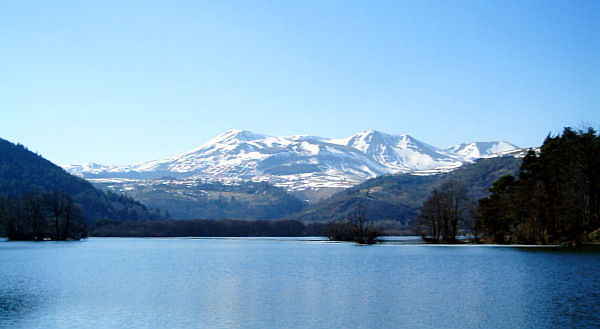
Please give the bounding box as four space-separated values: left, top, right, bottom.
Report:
0 287 37 326
0 276 53 328
1 238 599 328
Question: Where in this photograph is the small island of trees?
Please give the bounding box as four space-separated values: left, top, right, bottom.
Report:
323 206 383 244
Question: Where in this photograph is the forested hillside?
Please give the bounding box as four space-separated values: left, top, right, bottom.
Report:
92 179 306 220
0 138 163 228
296 156 523 227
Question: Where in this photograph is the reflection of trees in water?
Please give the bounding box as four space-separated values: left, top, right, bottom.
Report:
0 284 43 325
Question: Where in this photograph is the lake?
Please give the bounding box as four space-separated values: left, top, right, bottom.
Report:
1 237 599 328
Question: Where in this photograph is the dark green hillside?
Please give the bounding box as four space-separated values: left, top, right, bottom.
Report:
296 156 522 225
93 180 306 220
0 138 162 225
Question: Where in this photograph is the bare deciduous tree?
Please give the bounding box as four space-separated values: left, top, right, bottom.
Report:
417 180 469 243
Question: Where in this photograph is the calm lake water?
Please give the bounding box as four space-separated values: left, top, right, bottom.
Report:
1 237 599 329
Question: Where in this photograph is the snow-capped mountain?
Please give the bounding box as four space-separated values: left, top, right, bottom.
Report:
64 129 520 191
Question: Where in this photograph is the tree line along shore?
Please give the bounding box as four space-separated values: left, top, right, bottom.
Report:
1 127 599 245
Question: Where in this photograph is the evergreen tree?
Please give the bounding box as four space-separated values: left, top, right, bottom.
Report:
476 175 516 243
476 127 600 245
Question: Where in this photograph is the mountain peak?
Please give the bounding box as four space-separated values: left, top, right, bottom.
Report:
360 129 382 135
196 129 268 150
351 130 386 144
350 130 418 143
220 129 266 141
355 129 395 139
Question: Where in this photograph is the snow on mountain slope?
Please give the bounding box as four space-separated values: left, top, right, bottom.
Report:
328 130 463 171
64 129 520 191
444 141 520 159
61 163 116 176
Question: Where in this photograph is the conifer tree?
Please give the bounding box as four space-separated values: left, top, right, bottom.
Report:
476 127 600 245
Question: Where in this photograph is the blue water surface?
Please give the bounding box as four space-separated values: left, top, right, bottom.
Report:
1 237 599 328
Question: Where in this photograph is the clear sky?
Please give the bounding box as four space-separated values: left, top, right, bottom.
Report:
1 1 599 165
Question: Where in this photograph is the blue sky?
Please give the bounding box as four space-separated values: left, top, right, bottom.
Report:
1 1 598 165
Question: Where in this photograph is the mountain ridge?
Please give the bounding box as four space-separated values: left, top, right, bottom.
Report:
63 129 521 194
